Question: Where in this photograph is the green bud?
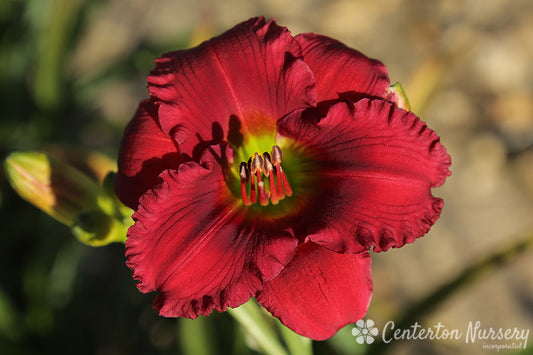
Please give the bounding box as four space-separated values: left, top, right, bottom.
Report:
4 151 127 246
102 171 134 225
72 210 127 246
387 82 411 111
45 146 117 184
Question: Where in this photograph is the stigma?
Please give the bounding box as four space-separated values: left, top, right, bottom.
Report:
239 145 293 207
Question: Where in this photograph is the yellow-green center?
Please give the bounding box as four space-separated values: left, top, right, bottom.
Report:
227 134 318 220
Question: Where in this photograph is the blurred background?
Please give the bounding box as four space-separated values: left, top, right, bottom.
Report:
1 0 532 354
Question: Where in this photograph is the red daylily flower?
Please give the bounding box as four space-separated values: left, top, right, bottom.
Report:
115 17 451 340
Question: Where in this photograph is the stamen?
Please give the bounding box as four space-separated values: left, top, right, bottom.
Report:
239 162 251 206
275 165 284 200
253 154 269 206
263 152 278 204
251 153 263 174
239 162 249 181
271 146 285 199
247 157 257 204
271 145 283 164
278 165 293 197
262 152 273 177
250 175 257 204
257 181 269 206
238 145 292 206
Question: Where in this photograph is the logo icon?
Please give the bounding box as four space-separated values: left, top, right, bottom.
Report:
352 319 379 344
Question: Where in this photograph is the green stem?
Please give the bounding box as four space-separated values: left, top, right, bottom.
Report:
277 319 313 355
228 299 288 355
178 317 216 355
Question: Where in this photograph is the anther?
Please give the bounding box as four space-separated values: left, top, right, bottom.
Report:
239 162 251 206
239 162 249 182
271 145 283 164
251 153 263 174
238 145 292 206
262 152 273 177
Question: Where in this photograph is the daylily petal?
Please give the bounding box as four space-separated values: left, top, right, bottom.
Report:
126 145 298 318
256 242 372 340
115 99 181 209
148 17 316 158
295 33 389 106
278 99 451 253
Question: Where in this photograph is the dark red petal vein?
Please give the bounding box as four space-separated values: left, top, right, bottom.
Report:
148 17 316 158
126 146 297 318
115 99 181 209
296 33 390 106
257 242 372 340
278 99 451 253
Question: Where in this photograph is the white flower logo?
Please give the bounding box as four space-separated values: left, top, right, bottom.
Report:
352 319 379 344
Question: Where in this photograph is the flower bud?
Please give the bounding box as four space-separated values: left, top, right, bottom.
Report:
386 82 411 111
45 146 117 183
72 210 127 246
4 151 126 246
